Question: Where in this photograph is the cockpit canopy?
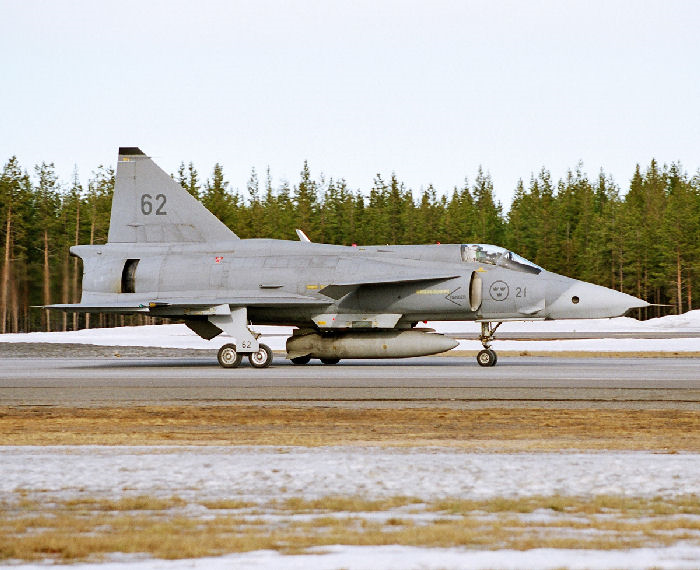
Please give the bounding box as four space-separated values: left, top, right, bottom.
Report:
460 244 543 274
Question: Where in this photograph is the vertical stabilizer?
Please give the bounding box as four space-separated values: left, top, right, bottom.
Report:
108 147 239 243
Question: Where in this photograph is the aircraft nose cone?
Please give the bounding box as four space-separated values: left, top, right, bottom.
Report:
546 278 649 319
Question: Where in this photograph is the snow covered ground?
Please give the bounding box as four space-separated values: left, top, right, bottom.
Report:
4 446 700 502
3 446 700 570
0 310 699 353
8 545 700 570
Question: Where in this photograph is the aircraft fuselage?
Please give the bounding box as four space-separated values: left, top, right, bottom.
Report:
73 239 641 326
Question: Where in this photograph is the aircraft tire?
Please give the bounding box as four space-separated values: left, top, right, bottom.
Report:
291 356 311 365
218 344 243 368
477 349 497 367
249 344 273 368
320 357 340 365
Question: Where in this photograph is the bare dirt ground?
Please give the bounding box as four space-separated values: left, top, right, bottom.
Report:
1 406 699 451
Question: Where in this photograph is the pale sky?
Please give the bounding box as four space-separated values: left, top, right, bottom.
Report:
1 0 698 206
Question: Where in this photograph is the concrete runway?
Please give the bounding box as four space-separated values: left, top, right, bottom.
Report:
0 347 699 409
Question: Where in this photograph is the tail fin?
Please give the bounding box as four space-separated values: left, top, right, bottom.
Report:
108 147 239 243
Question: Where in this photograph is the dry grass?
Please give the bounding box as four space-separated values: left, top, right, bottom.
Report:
431 494 700 516
61 495 187 511
276 495 423 513
0 406 699 451
2 494 699 562
200 499 256 510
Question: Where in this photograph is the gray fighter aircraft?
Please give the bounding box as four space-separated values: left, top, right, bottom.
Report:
47 147 649 368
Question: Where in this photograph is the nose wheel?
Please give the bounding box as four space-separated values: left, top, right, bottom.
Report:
477 322 502 367
477 349 498 367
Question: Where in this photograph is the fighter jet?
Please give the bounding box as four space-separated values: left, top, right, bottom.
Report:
46 147 649 368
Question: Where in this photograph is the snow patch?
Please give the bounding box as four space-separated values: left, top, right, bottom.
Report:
5 447 700 569
0 311 698 353
3 447 699 502
7 544 700 570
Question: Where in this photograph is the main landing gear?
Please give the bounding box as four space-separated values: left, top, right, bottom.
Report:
477 321 502 367
217 343 273 369
210 307 273 369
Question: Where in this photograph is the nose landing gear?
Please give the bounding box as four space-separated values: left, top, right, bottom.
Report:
477 321 502 367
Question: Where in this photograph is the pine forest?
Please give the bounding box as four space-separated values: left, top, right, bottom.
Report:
0 156 698 333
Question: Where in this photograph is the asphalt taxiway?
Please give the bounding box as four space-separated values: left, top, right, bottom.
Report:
0 345 698 409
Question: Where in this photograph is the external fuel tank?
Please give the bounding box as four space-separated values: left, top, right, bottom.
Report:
286 329 459 359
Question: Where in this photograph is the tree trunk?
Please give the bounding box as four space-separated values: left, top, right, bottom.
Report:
688 274 693 311
73 200 80 330
1 210 11 334
619 257 623 293
86 219 95 329
676 248 683 315
608 240 614 289
62 255 69 331
643 267 648 320
10 274 18 333
43 229 51 332
21 280 28 332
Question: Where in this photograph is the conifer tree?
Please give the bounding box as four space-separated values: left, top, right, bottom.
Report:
413 185 442 243
58 167 84 330
275 180 297 240
663 163 698 313
591 170 621 290
320 179 348 244
202 163 240 231
176 161 201 199
472 167 504 244
245 167 262 238
506 178 538 260
443 181 476 244
0 158 22 333
261 167 281 238
0 151 698 331
293 161 319 239
34 163 61 331
365 175 389 244
387 174 408 244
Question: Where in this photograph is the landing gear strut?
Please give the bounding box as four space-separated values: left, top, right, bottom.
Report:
210 307 273 369
477 321 502 367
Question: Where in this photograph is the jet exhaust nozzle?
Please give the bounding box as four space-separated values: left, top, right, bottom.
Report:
286 330 459 359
